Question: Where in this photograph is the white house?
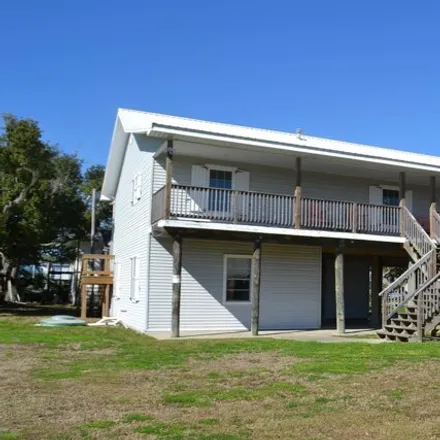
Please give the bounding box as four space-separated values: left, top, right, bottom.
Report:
101 108 440 340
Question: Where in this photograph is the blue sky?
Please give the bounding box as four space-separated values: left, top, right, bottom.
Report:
1 1 439 168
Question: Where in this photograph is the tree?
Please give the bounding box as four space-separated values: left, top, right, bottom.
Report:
0 115 87 302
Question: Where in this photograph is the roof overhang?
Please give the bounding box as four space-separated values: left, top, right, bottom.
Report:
102 108 440 200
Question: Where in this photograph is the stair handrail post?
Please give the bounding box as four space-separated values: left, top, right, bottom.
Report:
381 290 388 328
416 289 424 342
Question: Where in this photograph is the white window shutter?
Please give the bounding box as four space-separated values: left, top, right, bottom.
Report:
191 165 208 187
131 179 136 205
136 174 142 201
235 170 250 191
134 256 141 301
190 165 209 213
369 186 382 205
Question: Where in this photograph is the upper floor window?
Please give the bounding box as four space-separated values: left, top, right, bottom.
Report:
132 173 142 205
383 189 399 207
209 169 233 190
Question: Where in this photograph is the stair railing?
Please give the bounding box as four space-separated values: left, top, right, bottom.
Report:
401 206 435 257
380 206 437 328
380 249 436 325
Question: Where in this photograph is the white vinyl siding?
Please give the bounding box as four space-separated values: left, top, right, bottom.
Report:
111 134 161 332
147 238 322 331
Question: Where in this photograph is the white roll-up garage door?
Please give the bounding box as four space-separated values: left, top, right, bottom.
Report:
260 244 322 330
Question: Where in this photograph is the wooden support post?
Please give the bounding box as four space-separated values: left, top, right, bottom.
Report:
164 140 174 219
102 285 110 317
352 203 358 233
171 236 182 338
80 284 87 320
399 171 406 207
371 256 382 329
399 171 406 236
294 157 302 229
232 191 238 223
430 176 436 238
251 237 262 336
335 244 345 334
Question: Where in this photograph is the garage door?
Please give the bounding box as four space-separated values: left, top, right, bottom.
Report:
259 244 322 329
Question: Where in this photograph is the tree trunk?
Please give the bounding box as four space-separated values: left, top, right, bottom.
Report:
3 263 20 303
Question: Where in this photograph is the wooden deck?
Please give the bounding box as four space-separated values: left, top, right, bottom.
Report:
80 254 114 319
152 184 402 236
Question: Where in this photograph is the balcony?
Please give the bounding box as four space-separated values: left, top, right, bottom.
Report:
152 185 402 236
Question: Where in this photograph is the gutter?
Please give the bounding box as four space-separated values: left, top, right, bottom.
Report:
148 124 440 173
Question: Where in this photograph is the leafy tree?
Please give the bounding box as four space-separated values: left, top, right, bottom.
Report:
0 115 88 301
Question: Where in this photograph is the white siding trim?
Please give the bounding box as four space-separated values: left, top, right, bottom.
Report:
157 220 407 244
223 254 252 305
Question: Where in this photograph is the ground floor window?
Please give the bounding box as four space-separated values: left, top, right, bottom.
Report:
224 255 251 303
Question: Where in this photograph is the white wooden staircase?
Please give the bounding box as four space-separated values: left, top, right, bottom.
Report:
377 206 440 342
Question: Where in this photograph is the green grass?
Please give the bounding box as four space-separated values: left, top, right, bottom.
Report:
123 413 154 423
4 318 440 381
4 313 440 439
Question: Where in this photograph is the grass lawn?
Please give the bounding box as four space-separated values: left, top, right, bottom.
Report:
2 308 440 439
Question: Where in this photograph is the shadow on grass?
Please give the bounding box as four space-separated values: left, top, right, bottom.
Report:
0 302 78 318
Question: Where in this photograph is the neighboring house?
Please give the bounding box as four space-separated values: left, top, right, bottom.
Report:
101 108 440 340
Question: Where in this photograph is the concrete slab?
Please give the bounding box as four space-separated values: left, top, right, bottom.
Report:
146 328 382 343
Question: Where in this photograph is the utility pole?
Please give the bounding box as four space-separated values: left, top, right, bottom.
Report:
90 188 96 254
89 188 97 316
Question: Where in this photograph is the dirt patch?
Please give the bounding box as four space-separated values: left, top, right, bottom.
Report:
186 351 297 375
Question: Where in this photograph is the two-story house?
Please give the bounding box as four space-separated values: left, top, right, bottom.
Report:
101 108 440 341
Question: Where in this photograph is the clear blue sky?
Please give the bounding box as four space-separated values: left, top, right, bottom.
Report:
1 1 439 168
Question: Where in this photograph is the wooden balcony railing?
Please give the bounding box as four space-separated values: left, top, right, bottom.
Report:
152 184 403 236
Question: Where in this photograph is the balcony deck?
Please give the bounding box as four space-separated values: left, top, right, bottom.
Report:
152 185 402 237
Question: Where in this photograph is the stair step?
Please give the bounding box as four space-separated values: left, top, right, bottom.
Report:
384 324 416 335
398 312 418 321
376 330 411 342
391 317 417 327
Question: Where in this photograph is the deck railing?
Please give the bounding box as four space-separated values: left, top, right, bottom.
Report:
151 184 402 236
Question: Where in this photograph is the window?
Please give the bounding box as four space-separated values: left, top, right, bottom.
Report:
224 256 252 303
209 169 233 211
132 173 142 205
130 256 141 301
383 189 399 207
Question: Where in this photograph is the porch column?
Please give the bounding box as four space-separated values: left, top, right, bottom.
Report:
171 235 182 338
399 171 406 207
371 255 382 328
399 171 406 236
251 237 262 336
430 176 436 238
335 243 345 334
164 140 174 219
294 157 302 229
